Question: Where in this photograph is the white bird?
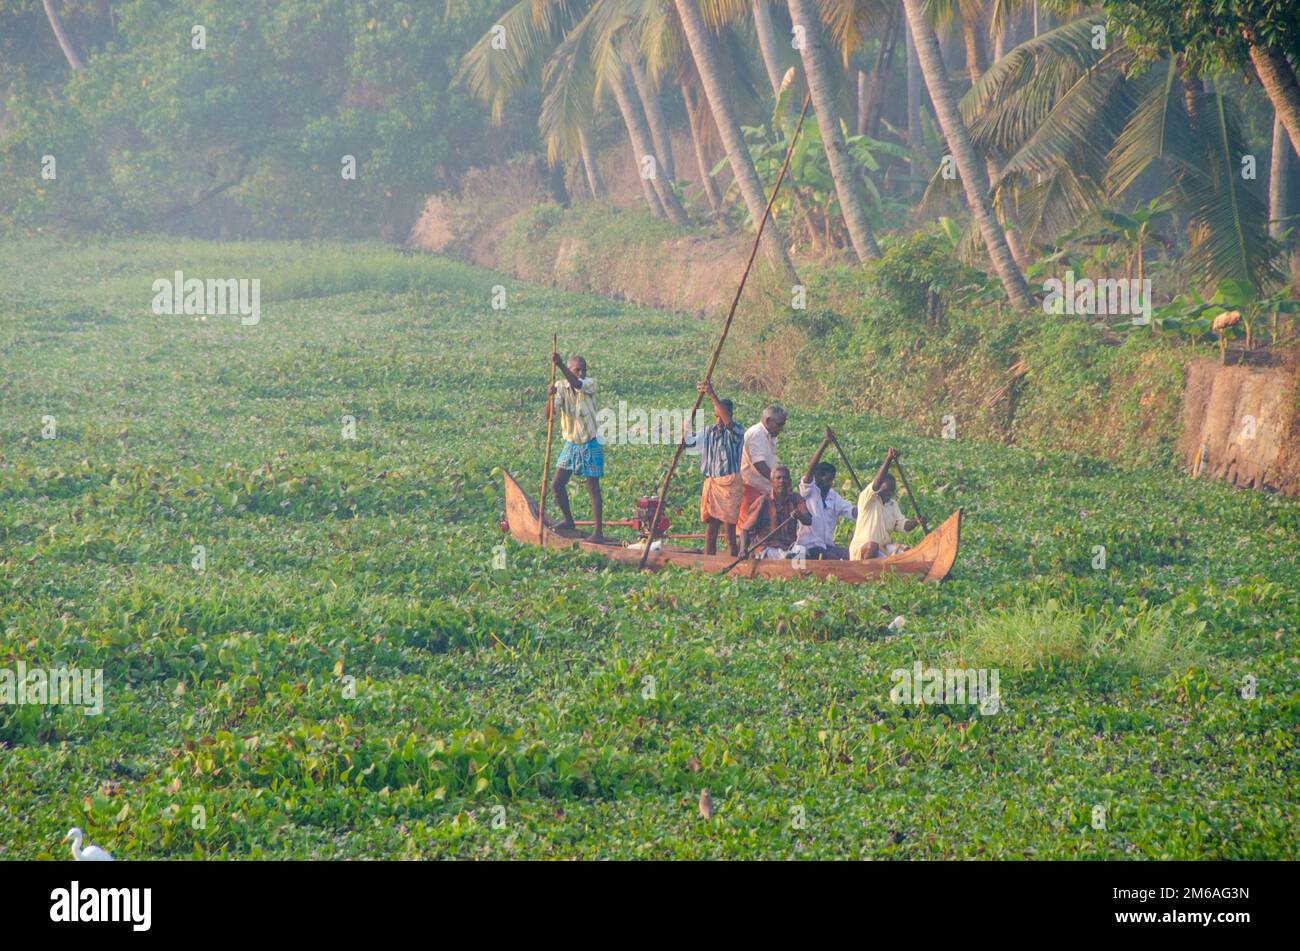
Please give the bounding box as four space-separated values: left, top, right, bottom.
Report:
64 827 114 861
888 615 906 631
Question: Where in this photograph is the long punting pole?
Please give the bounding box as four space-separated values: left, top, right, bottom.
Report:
890 456 929 534
720 433 830 573
826 428 864 494
638 94 813 570
720 511 799 575
538 333 558 545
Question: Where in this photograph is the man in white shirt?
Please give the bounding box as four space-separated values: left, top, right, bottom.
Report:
795 428 856 559
849 448 920 559
738 404 786 545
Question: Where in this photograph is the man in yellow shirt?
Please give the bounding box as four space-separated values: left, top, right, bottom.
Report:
849 448 919 560
549 353 604 542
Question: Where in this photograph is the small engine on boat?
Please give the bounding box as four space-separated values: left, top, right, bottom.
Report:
634 496 671 538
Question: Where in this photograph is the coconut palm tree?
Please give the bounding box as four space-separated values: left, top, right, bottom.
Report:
578 130 607 197
751 0 785 96
613 51 690 223
681 81 725 213
925 0 1029 265
462 0 684 221
787 0 879 260
902 0 1034 308
628 0 729 215
461 1 606 203
630 57 677 182
951 15 1276 290
42 0 85 70
1248 42 1300 160
673 0 797 278
1269 113 1290 241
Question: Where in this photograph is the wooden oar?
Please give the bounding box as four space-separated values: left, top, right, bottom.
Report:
890 455 929 534
720 510 800 575
720 435 828 573
826 428 864 494
638 94 813 570
537 333 558 545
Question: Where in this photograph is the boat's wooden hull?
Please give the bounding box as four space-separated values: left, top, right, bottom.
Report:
502 469 960 583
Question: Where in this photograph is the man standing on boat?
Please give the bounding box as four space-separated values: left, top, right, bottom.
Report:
738 404 787 541
685 381 745 556
549 353 604 542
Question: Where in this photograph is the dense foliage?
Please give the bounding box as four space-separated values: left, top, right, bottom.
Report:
0 0 528 237
1104 0 1300 74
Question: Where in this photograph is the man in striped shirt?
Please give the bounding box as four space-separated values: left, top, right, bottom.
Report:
685 381 745 555
550 353 604 542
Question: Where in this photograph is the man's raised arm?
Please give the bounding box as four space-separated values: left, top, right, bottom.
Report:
872 447 899 491
804 427 834 485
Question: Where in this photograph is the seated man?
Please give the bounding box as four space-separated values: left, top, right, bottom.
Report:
739 464 810 558
795 430 856 560
849 448 920 560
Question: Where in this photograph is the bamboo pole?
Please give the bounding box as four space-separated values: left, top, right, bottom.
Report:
890 455 929 534
638 94 813 570
720 431 828 572
538 334 558 545
826 428 864 494
721 510 800 574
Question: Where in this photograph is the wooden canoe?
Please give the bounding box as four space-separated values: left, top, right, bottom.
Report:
502 469 960 583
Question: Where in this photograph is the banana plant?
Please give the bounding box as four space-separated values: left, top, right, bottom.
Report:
1152 279 1300 350
715 80 909 251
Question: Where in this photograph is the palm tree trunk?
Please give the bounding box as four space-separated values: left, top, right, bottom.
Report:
1270 112 1290 240
965 9 1028 267
902 0 1033 309
613 63 688 225
579 130 605 199
42 0 85 70
787 0 879 261
962 10 987 85
1181 65 1204 131
612 74 666 217
905 15 924 197
752 0 784 98
1249 41 1300 161
674 0 796 279
682 83 723 214
631 58 677 182
856 70 868 136
862 14 898 139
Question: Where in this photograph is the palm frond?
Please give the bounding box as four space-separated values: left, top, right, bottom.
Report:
1104 58 1194 198
459 0 585 125
963 15 1110 134
817 0 894 63
989 49 1132 187
1181 84 1276 288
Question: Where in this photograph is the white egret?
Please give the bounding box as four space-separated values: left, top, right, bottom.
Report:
64 827 114 861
